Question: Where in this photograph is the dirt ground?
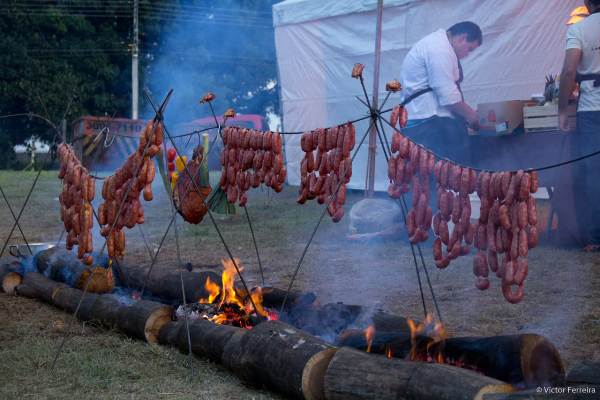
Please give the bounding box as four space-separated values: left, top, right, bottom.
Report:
1 170 599 398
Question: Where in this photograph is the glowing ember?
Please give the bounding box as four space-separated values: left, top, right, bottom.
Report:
192 258 277 327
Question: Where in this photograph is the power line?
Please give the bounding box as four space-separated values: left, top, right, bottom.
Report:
11 1 274 17
5 2 273 22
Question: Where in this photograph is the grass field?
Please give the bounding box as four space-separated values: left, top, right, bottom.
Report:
1 170 599 398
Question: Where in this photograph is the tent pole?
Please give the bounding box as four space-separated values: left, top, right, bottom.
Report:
366 0 384 197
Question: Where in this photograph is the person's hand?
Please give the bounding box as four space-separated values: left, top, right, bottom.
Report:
559 112 571 132
469 119 480 131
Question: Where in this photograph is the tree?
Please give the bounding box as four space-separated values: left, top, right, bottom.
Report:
0 0 280 167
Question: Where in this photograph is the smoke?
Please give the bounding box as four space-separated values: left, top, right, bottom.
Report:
142 1 279 137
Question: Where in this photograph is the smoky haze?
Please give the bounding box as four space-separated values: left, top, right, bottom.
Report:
141 1 279 131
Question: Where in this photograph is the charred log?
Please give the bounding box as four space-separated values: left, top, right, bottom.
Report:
335 329 565 387
323 347 514 400
114 262 220 304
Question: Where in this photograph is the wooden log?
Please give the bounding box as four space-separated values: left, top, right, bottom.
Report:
158 319 241 362
428 334 565 387
34 248 114 293
117 299 173 343
114 261 221 304
14 271 171 344
87 295 125 330
221 329 247 373
302 348 337 400
567 361 600 385
336 329 429 359
234 286 317 310
2 272 23 295
225 320 334 399
323 347 514 400
15 272 67 303
336 329 565 387
283 302 363 339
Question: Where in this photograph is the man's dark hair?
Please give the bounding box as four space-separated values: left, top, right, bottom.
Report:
447 21 483 45
590 0 600 7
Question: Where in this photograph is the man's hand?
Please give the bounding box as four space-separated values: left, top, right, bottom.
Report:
559 112 571 132
447 101 479 129
469 119 480 131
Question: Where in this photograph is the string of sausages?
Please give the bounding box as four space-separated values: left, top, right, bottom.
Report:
297 122 356 222
57 143 95 265
96 119 164 259
218 127 286 207
386 111 539 304
472 170 539 303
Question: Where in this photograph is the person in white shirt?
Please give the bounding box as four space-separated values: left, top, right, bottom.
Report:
558 0 600 250
400 22 482 164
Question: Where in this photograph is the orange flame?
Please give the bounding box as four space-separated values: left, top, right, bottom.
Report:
407 313 446 362
385 345 393 359
364 325 376 353
245 287 268 317
218 258 245 309
199 277 221 304
196 258 273 325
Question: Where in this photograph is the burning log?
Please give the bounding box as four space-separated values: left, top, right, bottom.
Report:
252 286 316 310
335 329 565 387
323 347 514 400
159 319 241 363
14 272 172 343
34 248 114 294
222 320 334 399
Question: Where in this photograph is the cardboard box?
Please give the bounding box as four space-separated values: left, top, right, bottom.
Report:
476 100 530 135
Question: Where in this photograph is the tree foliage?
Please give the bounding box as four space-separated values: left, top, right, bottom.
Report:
0 0 279 167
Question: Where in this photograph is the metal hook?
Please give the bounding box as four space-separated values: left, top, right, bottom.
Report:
103 127 116 148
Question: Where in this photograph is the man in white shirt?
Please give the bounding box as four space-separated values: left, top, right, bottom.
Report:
400 22 482 164
559 0 600 250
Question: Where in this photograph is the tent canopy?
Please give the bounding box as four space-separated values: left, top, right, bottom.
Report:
273 0 581 190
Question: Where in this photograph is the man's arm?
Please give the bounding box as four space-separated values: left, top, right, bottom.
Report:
447 101 478 128
558 48 582 132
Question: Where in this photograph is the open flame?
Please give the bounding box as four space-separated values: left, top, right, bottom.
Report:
218 258 246 309
196 258 276 327
200 276 220 304
407 313 447 363
364 325 375 353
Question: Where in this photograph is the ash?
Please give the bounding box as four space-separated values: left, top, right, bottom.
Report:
175 303 220 321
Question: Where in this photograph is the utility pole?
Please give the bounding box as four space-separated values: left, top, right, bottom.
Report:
132 0 139 119
365 0 384 196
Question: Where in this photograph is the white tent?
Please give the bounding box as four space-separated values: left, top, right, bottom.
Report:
273 0 581 190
